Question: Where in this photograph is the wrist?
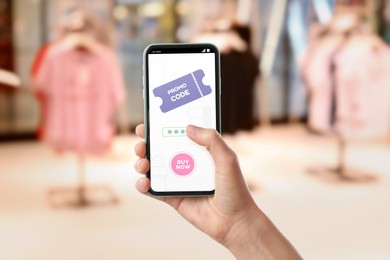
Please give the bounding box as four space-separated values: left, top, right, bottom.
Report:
222 204 267 259
222 203 301 260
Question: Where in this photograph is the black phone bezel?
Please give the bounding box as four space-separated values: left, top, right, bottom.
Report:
143 43 221 197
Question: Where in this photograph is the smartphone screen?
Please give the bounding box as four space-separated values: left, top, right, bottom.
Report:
143 43 220 196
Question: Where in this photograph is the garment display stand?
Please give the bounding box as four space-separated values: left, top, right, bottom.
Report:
305 29 378 183
47 155 118 208
33 10 125 209
308 134 376 183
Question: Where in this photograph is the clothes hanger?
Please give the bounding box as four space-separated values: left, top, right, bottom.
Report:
60 8 99 53
62 32 97 53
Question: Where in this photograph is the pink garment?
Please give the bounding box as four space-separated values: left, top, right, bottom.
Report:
334 34 390 140
301 34 345 134
34 42 126 154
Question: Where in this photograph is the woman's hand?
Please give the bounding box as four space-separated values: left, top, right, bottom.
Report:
134 124 301 259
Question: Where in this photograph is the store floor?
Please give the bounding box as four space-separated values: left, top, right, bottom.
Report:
1 125 389 260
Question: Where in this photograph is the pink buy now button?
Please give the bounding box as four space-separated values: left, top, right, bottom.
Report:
170 152 195 177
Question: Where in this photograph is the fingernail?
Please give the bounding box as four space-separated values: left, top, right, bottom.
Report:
139 178 149 192
135 159 142 170
140 177 148 186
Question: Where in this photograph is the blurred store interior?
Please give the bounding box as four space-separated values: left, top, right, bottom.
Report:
1 0 390 259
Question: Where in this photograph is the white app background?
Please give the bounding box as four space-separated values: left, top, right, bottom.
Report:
148 53 216 192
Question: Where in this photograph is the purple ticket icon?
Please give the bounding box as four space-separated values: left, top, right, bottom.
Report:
153 69 212 113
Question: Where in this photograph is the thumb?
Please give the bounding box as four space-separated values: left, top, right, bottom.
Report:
186 125 239 173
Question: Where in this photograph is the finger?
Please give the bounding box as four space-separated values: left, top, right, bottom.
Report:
134 141 146 158
186 125 239 171
135 158 150 174
186 125 250 203
135 177 151 193
135 124 145 139
135 177 177 207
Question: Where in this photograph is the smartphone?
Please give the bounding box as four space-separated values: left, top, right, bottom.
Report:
143 43 221 196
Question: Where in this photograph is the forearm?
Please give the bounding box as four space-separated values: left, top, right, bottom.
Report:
223 205 302 260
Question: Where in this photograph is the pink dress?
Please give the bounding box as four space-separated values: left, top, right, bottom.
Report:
334 34 390 140
301 34 345 134
34 42 126 154
302 32 390 140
